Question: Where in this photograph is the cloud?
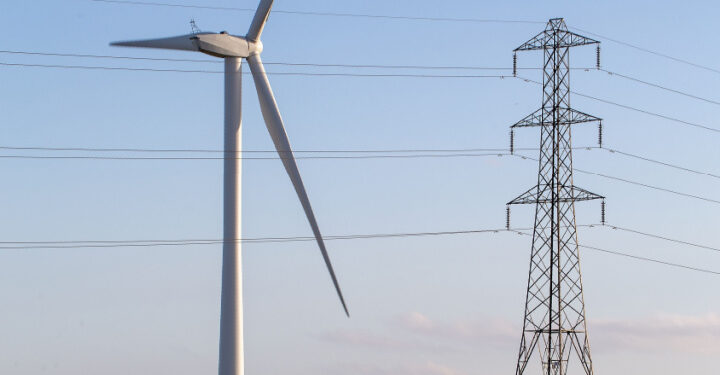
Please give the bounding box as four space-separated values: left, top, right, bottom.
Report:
422 361 468 375
319 329 427 351
396 311 720 355
320 310 720 366
320 312 519 353
591 313 720 354
318 326 459 353
324 361 467 375
395 312 518 347
401 311 434 331
319 311 520 355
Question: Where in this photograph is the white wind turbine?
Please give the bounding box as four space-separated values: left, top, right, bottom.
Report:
110 1 349 374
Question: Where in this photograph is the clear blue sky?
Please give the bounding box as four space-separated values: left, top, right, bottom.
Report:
2 0 720 374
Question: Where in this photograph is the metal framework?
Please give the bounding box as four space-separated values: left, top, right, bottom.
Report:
508 18 603 375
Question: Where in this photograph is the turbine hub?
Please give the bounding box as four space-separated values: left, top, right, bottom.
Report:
250 40 263 55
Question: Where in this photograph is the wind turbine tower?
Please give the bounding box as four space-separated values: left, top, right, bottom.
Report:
110 1 349 374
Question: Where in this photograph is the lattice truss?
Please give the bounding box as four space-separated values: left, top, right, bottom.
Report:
507 18 603 375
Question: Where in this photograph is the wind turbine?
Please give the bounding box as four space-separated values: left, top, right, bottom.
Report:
110 1 349 374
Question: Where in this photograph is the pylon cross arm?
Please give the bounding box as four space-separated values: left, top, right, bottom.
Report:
514 29 599 52
511 107 601 128
507 184 604 205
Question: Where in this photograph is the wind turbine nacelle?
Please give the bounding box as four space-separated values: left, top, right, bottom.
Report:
111 32 263 58
194 32 263 58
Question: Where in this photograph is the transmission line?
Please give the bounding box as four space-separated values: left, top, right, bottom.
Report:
3 224 718 276
89 0 720 76
7 55 720 110
0 49 514 71
2 144 718 181
570 26 720 75
6 49 720 107
600 69 720 107
89 0 543 24
601 148 720 180
513 154 720 205
516 76 720 134
570 88 720 134
0 227 526 250
0 49 220 63
6 60 720 136
0 62 509 78
0 49 604 72
575 167 720 205
0 153 509 161
3 149 719 205
2 145 719 206
5 223 715 256
581 243 720 276
608 225 720 253
508 230 720 276
0 145 524 154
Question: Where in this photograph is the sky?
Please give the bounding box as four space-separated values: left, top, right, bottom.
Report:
1 0 720 374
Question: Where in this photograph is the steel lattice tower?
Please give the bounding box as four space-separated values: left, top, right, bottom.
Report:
507 18 604 375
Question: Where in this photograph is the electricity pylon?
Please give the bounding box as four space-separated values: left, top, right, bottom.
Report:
507 18 604 375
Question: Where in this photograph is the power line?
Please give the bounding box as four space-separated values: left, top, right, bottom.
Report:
0 227 524 249
0 49 607 75
509 229 720 276
516 76 720 134
570 26 720 76
7 49 720 107
0 145 567 154
8 60 720 136
602 148 720 180
0 61 223 74
6 51 720 130
6 223 716 257
2 144 719 181
0 224 589 247
91 0 253 12
0 62 509 78
513 154 720 206
0 49 220 64
12 51 719 110
582 96 720 134
0 153 509 161
600 69 720 107
89 0 544 24
3 145 720 182
3 148 720 204
0 145 515 154
580 244 720 276
0 49 515 71
608 225 720 253
3 146 720 205
4 224 718 277
89 0 720 77
575 167 720 205
0 49 602 72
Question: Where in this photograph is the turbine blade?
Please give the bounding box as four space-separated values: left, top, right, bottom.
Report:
246 54 349 317
110 33 201 51
246 0 274 41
